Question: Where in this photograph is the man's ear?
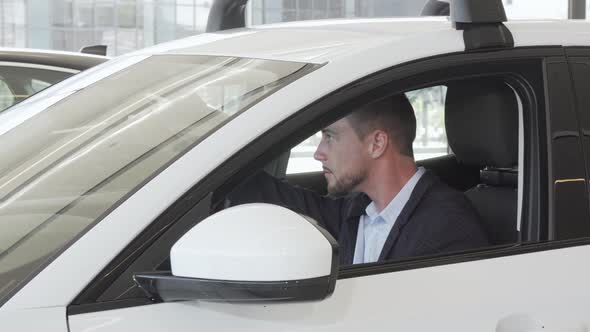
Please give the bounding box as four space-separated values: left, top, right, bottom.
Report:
368 130 388 159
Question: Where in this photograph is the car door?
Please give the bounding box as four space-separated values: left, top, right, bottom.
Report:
566 47 590 223
546 51 590 241
62 48 590 332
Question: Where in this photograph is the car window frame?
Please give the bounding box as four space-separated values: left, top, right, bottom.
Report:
70 47 566 314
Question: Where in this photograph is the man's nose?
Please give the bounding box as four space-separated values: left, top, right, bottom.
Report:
314 143 326 162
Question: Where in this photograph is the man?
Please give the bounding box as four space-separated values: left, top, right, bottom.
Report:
227 94 489 265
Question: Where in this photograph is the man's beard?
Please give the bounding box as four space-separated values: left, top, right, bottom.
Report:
327 168 366 197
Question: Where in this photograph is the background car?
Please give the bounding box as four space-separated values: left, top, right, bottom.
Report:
0 47 108 111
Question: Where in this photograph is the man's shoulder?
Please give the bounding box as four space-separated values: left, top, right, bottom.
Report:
408 170 488 239
414 170 478 217
420 170 468 198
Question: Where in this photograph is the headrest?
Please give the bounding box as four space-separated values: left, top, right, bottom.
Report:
445 79 519 168
480 168 517 187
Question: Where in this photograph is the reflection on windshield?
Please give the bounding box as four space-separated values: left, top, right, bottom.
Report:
0 54 316 304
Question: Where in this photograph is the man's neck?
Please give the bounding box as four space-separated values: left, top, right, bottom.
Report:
363 160 417 213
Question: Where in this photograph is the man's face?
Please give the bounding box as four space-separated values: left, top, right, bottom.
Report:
313 118 370 196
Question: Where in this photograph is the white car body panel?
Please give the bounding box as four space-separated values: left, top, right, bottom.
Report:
507 20 590 47
166 18 462 64
1 15 590 332
0 307 67 332
128 19 590 62
130 18 460 64
0 47 106 60
0 62 80 74
70 245 590 331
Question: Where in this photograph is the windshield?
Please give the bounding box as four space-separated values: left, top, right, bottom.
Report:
0 54 316 304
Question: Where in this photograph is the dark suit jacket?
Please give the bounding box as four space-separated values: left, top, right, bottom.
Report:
227 170 489 265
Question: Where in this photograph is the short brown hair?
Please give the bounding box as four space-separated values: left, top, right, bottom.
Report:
347 94 416 158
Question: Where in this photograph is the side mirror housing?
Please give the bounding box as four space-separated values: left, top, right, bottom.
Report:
134 203 339 303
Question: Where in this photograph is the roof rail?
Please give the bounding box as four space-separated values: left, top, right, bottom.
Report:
449 0 514 51
450 0 507 24
205 0 513 51
422 0 508 24
80 45 107 56
206 0 249 33
421 0 450 16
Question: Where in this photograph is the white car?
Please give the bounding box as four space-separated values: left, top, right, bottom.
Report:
2 0 590 330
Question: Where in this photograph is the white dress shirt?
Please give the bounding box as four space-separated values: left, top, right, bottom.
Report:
353 167 426 264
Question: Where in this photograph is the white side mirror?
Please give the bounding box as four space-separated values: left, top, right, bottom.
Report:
134 203 338 303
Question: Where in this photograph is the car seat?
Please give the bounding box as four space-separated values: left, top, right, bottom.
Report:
445 78 519 245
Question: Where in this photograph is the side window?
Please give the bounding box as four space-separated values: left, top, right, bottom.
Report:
407 85 448 160
28 78 52 94
284 79 522 249
0 79 15 111
286 85 449 174
20 69 72 97
287 131 322 174
0 66 73 110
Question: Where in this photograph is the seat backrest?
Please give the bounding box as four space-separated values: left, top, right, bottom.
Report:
445 78 519 245
466 168 518 244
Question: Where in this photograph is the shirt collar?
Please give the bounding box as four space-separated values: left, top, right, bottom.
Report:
364 166 426 223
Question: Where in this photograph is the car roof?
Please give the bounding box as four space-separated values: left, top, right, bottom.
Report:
130 17 455 64
0 47 109 71
127 17 590 65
